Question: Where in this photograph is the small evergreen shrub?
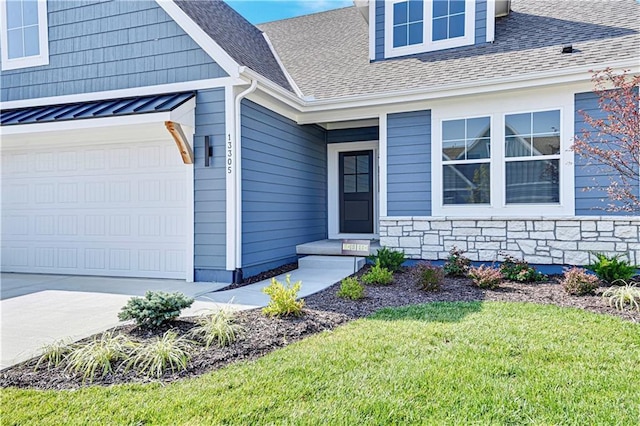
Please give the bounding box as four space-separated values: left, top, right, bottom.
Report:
262 275 305 317
65 331 134 382
35 339 74 370
602 283 640 311
499 254 546 282
190 309 244 348
368 247 406 272
361 260 394 285
414 262 444 291
468 265 502 289
587 253 637 284
443 247 471 277
561 267 600 296
126 331 192 378
118 291 194 328
336 277 365 300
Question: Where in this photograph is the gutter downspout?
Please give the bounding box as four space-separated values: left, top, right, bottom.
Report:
233 78 257 282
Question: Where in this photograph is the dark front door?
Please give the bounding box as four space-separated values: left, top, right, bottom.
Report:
339 150 374 234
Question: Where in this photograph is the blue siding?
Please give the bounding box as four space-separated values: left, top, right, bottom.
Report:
387 110 431 216
1 0 226 102
475 0 487 44
241 100 327 278
574 92 638 216
194 88 229 282
375 0 385 60
327 127 379 143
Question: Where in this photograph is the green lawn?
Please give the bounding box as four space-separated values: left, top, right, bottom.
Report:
3 302 639 425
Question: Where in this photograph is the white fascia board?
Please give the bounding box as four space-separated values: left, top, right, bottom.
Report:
244 89 299 122
368 0 376 61
296 60 640 120
169 97 196 128
240 59 638 125
0 111 174 136
155 0 240 78
241 68 302 105
325 119 379 130
1 77 240 109
486 0 496 43
262 33 304 98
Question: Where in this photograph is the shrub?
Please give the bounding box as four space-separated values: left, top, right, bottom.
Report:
587 253 637 284
126 331 192 378
336 277 365 300
443 247 471 277
368 247 406 272
118 291 194 328
468 265 502 289
561 267 600 296
361 260 394 285
414 262 444 291
602 283 640 311
499 254 546 282
35 339 74 370
66 331 134 382
190 308 244 349
262 275 305 317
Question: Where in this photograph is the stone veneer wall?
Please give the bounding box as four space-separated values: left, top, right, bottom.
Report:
380 217 640 266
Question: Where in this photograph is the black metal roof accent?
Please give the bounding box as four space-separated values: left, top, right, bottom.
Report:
1 92 196 126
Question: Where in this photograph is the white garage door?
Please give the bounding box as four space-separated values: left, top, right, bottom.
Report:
1 138 188 279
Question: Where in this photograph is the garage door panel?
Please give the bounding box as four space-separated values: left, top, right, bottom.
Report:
2 140 187 279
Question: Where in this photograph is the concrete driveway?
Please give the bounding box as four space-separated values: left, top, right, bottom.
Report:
0 273 227 369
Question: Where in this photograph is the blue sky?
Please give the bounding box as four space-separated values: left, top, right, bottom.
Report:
226 0 354 24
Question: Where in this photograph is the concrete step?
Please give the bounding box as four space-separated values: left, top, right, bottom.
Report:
298 255 366 271
297 239 381 256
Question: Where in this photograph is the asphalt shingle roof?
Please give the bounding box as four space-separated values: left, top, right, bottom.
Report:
258 0 639 100
176 0 293 92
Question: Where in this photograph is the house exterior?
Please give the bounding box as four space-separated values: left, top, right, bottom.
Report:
1 0 638 283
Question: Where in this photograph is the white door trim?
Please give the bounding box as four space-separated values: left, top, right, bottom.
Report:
328 141 379 240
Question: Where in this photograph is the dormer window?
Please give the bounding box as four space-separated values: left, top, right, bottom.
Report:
1 0 49 71
433 0 466 41
392 1 423 48
385 0 476 59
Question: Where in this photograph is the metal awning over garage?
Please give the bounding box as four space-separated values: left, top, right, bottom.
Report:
1 92 195 126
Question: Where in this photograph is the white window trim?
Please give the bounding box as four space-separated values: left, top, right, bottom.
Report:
328 141 379 240
1 0 49 71
384 0 476 59
432 93 575 217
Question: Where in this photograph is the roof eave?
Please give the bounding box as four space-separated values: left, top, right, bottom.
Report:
242 59 639 120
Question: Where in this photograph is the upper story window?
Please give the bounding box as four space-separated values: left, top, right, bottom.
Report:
392 1 423 48
385 0 475 59
433 0 466 41
1 0 49 71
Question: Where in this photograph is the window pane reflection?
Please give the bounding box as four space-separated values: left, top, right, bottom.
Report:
506 159 559 203
443 163 490 204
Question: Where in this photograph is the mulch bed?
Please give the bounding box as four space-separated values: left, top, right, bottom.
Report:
215 262 299 291
1 309 348 391
306 266 640 323
2 264 638 390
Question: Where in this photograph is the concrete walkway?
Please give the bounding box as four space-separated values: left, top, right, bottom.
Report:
0 256 362 369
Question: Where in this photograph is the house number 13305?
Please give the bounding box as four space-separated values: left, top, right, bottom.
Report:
227 134 232 174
